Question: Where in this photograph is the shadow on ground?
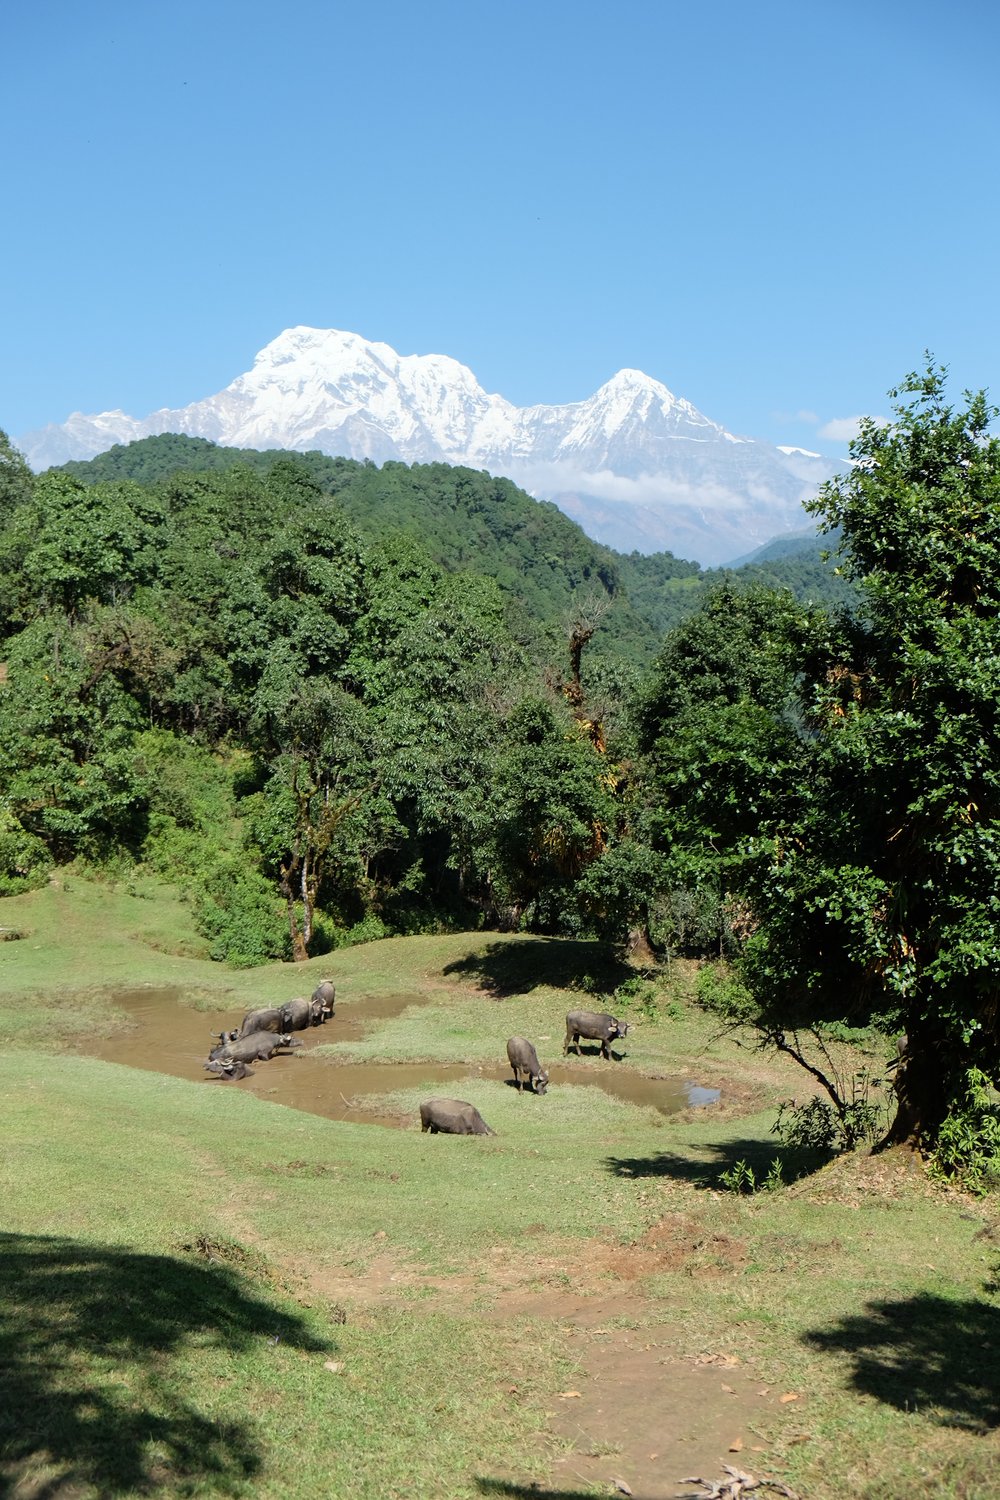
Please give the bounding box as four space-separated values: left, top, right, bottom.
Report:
443 938 633 998
605 1136 830 1187
0 1231 331 1497
804 1291 1000 1432
476 1481 595 1499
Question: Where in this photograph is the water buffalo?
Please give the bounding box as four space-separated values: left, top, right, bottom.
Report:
563 1010 629 1060
419 1098 495 1136
506 1036 549 1095
280 995 329 1032
236 1006 284 1038
205 1058 255 1081
311 979 336 1020
206 1031 302 1067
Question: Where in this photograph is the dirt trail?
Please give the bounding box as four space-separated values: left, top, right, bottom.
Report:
302 1233 786 1500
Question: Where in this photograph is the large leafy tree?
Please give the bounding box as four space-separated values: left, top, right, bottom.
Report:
733 364 1000 1147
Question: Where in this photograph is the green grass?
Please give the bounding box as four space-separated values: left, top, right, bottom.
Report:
1 873 999 1498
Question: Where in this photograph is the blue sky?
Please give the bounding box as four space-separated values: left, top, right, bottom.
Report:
5 0 999 458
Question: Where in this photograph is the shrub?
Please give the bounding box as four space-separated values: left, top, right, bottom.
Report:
930 1069 1000 1195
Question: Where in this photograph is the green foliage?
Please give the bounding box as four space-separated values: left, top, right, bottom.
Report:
773 1086 884 1155
718 1156 785 1193
696 961 758 1023
0 428 33 527
0 617 146 860
192 855 290 967
0 805 52 895
930 1068 1000 1195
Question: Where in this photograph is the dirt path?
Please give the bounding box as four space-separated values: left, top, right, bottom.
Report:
301 1230 787 1500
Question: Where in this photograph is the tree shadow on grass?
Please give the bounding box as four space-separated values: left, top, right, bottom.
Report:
0 1231 332 1498
803 1292 1000 1432
476 1481 596 1499
604 1136 831 1188
443 937 633 998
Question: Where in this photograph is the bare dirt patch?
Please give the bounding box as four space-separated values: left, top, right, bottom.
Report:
298 1231 787 1498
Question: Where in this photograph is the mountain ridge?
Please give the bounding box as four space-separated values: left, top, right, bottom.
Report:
19 327 845 565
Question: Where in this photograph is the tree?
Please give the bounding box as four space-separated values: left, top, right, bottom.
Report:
248 667 385 961
729 364 1000 1149
637 584 812 956
0 429 33 527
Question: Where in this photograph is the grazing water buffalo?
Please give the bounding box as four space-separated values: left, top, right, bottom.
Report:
506 1036 549 1095
419 1099 495 1136
206 1031 302 1067
563 1010 629 1060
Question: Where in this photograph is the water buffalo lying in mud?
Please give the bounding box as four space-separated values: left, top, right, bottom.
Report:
563 1010 629 1060
206 1032 302 1067
419 1099 495 1136
234 1006 285 1038
205 1058 255 1081
506 1036 549 1095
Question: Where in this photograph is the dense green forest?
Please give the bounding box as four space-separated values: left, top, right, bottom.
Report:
4 368 1000 1166
59 433 856 650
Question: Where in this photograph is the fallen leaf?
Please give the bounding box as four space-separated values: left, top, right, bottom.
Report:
728 1436 744 1452
721 1383 736 1393
751 1445 766 1452
780 1392 800 1403
610 1481 633 1496
558 1390 583 1399
648 1452 659 1460
323 1360 345 1374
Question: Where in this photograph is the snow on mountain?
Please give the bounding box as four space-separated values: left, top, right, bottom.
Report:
18 327 845 565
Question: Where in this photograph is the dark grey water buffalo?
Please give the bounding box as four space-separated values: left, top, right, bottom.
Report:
563 1010 629 1060
506 1036 549 1095
205 1058 255 1081
310 979 336 1020
236 1006 284 1038
280 995 329 1032
419 1098 495 1136
209 1028 240 1046
206 1031 302 1067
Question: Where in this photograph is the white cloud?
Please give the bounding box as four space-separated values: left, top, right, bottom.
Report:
818 414 889 442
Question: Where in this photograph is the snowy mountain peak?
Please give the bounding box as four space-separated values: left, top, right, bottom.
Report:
17 327 846 566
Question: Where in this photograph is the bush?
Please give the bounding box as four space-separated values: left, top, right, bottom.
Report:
194 859 290 967
0 806 52 895
930 1069 1000 1195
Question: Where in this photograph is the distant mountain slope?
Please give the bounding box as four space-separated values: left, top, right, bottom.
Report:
57 435 854 658
22 326 848 565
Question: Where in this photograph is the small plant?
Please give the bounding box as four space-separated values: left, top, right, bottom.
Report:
773 1095 838 1153
613 976 663 1021
930 1068 1000 1195
773 1064 886 1154
719 1155 786 1194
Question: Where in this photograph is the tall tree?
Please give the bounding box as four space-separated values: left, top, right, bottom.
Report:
731 364 1000 1148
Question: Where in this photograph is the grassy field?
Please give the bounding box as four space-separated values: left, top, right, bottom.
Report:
1 874 998 1498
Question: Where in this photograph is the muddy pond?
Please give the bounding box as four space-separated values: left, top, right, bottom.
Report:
82 987 719 1128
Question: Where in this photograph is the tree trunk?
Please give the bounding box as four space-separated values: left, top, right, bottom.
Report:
880 1027 953 1150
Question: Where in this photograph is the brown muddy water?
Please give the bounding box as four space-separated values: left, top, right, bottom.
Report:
82 987 719 1128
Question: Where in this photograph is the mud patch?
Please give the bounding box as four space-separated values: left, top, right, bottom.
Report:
74 988 718 1128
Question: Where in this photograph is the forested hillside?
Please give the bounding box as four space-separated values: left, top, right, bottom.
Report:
58 435 854 649
3 362 1000 1168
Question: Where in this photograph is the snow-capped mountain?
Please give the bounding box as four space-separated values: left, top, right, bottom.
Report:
19 327 843 565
